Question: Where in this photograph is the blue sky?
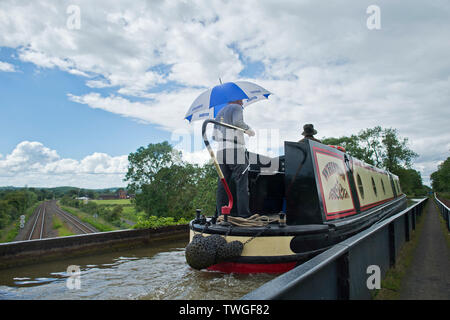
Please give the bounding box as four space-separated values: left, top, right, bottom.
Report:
0 1 449 188
0 45 263 160
0 47 170 160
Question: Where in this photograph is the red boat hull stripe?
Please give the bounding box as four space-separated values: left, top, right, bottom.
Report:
207 262 297 274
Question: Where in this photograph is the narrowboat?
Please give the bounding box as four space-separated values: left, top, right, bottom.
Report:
186 122 406 274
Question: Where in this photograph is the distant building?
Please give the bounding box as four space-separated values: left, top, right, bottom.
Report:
76 196 89 204
118 189 127 199
98 190 130 200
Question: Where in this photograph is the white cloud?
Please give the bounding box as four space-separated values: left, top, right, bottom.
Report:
67 89 203 131
0 141 217 188
79 152 128 174
0 61 17 72
0 141 59 174
0 141 128 188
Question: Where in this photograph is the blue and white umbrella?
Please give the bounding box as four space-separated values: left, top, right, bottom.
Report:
185 81 271 122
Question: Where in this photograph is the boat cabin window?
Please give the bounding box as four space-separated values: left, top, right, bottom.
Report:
371 177 377 197
381 178 386 195
357 174 364 199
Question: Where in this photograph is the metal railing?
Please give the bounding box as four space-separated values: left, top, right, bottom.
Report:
241 198 428 300
435 193 450 232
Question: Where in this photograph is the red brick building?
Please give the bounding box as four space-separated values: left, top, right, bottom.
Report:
118 189 127 199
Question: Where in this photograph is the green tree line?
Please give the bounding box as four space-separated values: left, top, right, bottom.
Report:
431 157 450 193
125 141 217 222
0 190 38 229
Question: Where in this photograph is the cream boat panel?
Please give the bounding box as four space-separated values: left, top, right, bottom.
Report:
189 230 295 257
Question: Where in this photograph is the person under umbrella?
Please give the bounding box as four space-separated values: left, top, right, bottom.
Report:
213 99 255 218
185 80 270 219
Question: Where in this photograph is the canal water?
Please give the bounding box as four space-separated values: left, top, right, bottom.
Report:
0 239 277 300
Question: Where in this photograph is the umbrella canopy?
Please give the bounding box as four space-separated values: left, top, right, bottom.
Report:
185 81 271 122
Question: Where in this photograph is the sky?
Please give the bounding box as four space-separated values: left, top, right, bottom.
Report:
0 0 449 188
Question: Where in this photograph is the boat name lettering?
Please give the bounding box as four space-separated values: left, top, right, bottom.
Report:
322 161 345 181
329 179 350 200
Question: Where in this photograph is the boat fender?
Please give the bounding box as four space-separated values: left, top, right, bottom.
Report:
216 240 244 263
185 234 220 270
185 234 243 270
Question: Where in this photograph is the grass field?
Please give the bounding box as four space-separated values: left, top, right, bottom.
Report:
61 205 118 232
89 199 142 224
90 199 132 205
52 215 74 237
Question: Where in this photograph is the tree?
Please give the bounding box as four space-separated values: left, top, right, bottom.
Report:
431 157 450 192
381 128 418 172
125 142 192 219
125 141 218 220
68 189 78 198
0 190 38 228
134 163 198 219
106 205 123 224
395 168 427 196
322 134 374 165
323 126 418 172
323 126 422 196
190 163 218 216
358 126 384 166
0 200 13 228
125 141 183 193
3 191 37 217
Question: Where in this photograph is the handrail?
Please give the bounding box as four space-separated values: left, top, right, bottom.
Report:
241 197 428 300
434 193 450 231
201 119 247 220
434 193 450 211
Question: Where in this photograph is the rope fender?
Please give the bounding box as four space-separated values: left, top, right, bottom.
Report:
185 214 278 270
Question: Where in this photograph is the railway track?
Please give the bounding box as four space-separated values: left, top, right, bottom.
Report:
49 201 97 234
23 200 97 241
27 202 46 240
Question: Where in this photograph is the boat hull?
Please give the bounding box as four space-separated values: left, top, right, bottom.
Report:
189 194 406 273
